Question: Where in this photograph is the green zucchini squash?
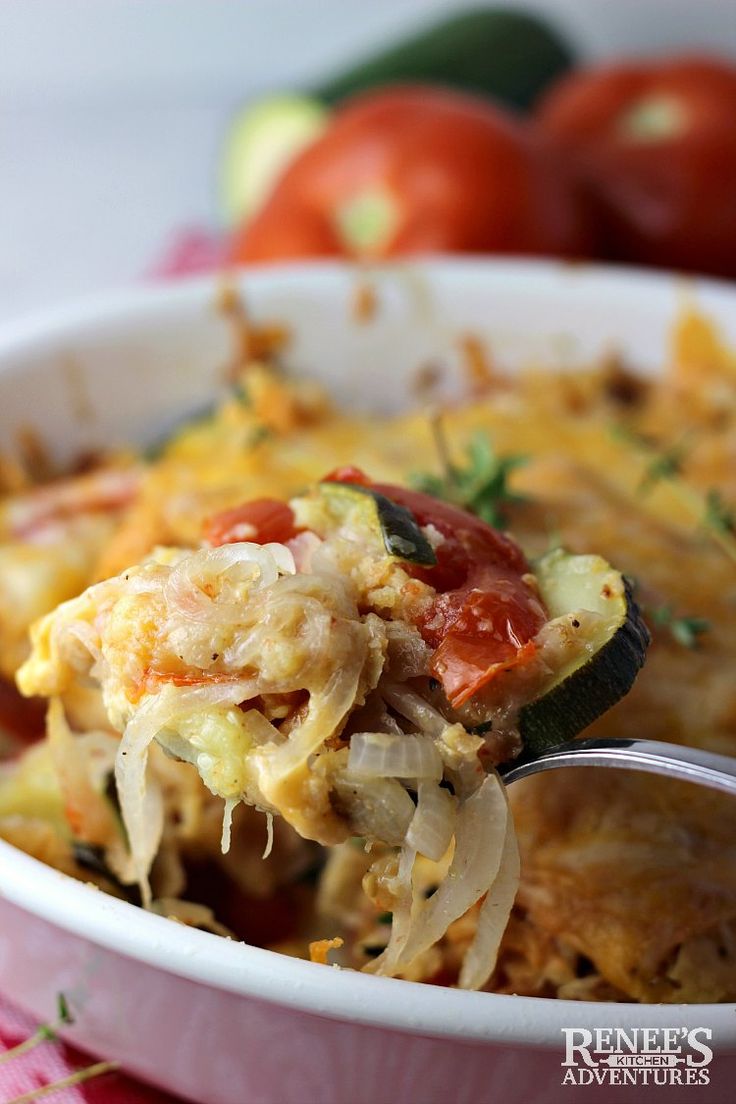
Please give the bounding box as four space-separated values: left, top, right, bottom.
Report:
314 9 575 109
317 481 437 567
518 549 650 755
221 95 328 225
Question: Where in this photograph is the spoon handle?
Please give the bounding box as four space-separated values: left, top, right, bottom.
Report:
500 736 736 797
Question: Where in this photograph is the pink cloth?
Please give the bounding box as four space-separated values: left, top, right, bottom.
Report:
147 227 224 278
0 994 182 1103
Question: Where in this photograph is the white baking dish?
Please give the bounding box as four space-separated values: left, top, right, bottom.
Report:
0 260 734 1104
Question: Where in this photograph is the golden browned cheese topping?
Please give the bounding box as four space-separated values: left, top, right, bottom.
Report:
3 305 736 1000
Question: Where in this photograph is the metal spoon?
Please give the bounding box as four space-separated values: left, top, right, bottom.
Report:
499 736 736 797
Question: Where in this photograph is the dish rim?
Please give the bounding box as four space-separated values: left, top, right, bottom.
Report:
1 255 736 358
2 839 733 1046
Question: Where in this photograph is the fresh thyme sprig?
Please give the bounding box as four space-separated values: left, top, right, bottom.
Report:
610 423 736 566
638 440 690 495
0 994 72 1067
704 489 736 540
413 421 528 528
650 605 711 649
2 993 119 1104
611 423 693 495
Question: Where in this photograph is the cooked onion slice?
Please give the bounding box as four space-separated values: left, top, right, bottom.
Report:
164 542 295 622
458 807 520 990
348 731 442 781
405 781 457 861
331 771 415 846
372 772 512 979
381 682 447 738
115 682 255 904
364 843 418 977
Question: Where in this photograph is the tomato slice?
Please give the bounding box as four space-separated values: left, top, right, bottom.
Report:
326 471 547 707
427 582 543 707
204 499 299 546
322 465 372 486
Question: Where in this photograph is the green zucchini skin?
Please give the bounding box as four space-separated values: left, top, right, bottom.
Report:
314 10 575 111
318 481 437 567
519 568 650 756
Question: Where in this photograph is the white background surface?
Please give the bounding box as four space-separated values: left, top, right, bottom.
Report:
2 0 736 323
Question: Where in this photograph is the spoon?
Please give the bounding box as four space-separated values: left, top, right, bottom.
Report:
499 736 736 796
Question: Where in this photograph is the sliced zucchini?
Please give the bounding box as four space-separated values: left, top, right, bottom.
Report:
318 481 437 567
518 549 650 754
220 95 328 225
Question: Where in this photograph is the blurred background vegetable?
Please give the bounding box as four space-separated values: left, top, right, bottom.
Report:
537 55 736 277
229 85 591 264
220 7 736 280
4 0 736 323
220 8 575 225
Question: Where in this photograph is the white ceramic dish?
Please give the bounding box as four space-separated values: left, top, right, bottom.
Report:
0 260 735 1104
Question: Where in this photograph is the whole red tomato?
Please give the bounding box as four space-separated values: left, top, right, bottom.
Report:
537 55 736 277
229 85 590 263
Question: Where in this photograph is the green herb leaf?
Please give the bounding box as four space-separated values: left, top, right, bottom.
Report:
609 422 653 448
611 423 736 567
651 605 711 649
638 440 689 495
0 992 75 1070
704 489 736 538
670 617 711 649
412 431 527 528
231 381 251 406
247 425 272 449
56 993 73 1025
